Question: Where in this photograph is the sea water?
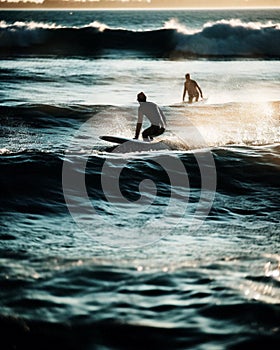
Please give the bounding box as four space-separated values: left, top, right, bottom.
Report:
0 9 280 349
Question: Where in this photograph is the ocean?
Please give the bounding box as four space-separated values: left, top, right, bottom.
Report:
0 8 280 349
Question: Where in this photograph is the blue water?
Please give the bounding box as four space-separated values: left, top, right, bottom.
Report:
0 9 280 350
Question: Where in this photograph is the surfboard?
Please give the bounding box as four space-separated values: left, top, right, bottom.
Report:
100 135 144 144
100 135 170 152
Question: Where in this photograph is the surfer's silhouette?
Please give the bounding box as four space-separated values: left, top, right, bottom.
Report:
182 73 203 103
134 92 166 141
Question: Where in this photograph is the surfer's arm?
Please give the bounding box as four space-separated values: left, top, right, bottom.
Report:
182 84 187 102
134 123 142 139
135 108 143 139
196 83 203 98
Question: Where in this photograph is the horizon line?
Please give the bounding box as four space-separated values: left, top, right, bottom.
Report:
1 5 280 10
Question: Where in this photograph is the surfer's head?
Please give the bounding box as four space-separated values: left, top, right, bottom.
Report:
185 73 190 79
137 92 147 102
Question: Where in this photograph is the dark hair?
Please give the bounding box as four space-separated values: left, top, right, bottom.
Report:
137 92 146 102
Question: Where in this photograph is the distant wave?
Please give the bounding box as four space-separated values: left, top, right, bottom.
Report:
0 104 106 129
0 19 279 58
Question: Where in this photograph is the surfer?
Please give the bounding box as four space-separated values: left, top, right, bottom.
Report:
134 92 166 141
182 73 203 103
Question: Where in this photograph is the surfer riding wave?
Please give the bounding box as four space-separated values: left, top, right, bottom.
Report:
134 92 166 142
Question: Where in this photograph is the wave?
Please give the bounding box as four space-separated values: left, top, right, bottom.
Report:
0 145 279 218
1 101 279 155
1 261 280 350
0 19 279 58
0 104 107 128
1 291 280 350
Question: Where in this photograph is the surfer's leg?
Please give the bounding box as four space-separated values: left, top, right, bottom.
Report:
143 125 165 141
142 126 154 141
152 127 165 137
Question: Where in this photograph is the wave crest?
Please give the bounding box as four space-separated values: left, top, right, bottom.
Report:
0 18 279 58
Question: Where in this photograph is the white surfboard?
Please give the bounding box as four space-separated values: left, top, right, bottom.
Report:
100 135 170 152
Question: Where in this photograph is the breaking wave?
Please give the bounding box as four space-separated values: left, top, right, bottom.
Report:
0 18 279 58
